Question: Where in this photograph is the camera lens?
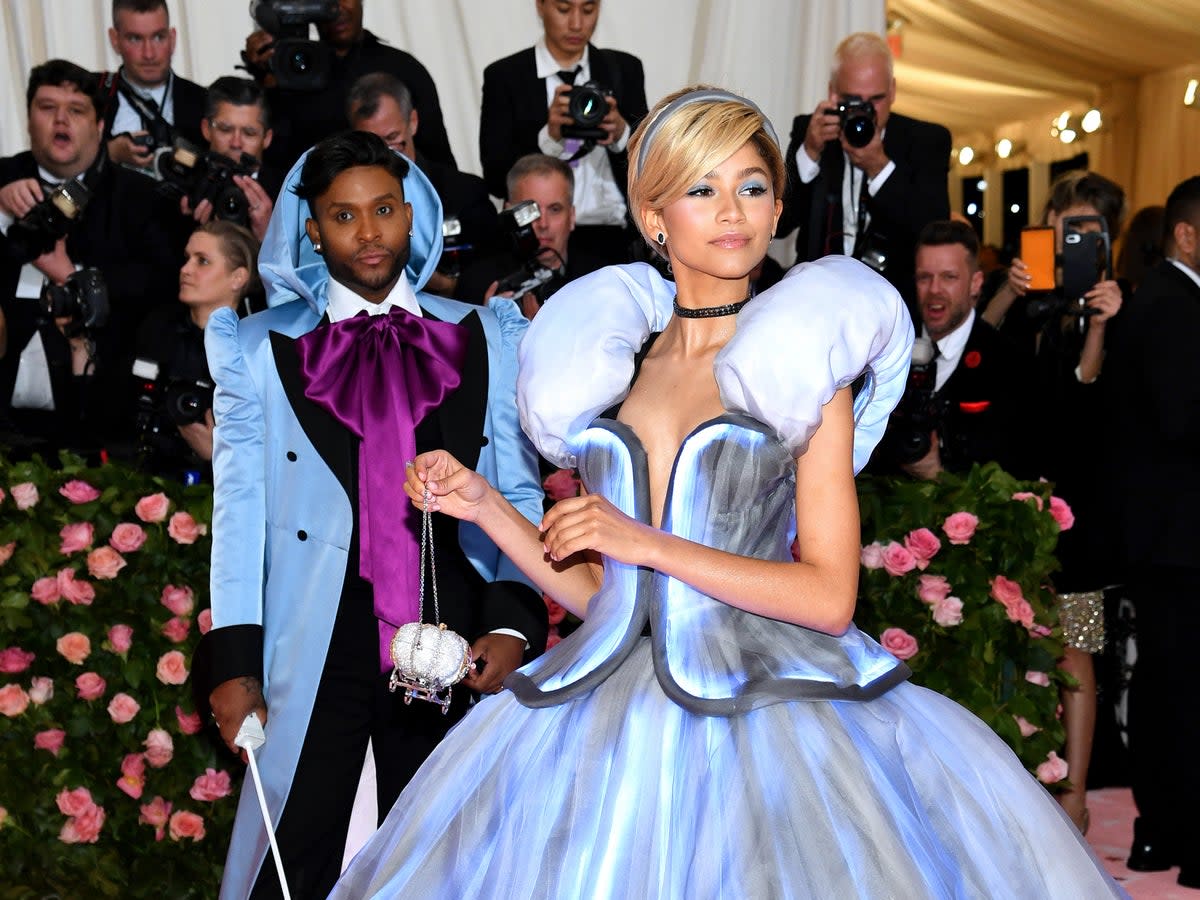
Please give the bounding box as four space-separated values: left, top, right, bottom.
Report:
842 115 875 148
288 49 311 74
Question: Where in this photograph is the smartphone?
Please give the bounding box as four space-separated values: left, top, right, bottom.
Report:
1019 226 1056 291
1060 215 1112 302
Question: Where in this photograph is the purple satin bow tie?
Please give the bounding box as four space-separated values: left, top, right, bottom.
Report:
295 306 469 671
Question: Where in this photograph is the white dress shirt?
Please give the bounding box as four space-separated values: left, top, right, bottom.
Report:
110 71 176 136
925 308 975 392
795 140 895 255
533 37 628 227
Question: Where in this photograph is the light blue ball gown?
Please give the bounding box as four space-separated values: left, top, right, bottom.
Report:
331 259 1123 899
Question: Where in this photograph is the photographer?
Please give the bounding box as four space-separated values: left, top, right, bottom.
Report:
479 0 648 265
102 0 206 170
134 221 258 477
456 154 604 317
347 73 497 296
873 220 1029 481
778 32 950 314
0 60 181 447
242 0 455 172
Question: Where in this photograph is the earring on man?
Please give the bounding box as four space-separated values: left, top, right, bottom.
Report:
313 241 322 253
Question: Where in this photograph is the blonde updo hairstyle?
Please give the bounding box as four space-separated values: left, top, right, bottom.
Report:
627 84 785 259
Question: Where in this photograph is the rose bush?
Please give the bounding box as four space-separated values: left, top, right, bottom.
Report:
0 452 235 896
855 463 1073 780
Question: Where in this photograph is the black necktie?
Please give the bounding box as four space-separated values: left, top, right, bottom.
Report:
557 67 580 86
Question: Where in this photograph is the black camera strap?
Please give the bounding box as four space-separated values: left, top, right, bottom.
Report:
105 69 174 137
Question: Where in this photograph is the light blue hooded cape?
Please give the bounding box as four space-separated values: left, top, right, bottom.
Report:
204 150 541 898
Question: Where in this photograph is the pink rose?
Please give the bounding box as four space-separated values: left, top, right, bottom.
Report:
0 542 15 565
59 803 105 844
87 546 126 580
31 577 61 605
542 468 581 501
11 482 39 510
860 542 885 570
1049 496 1075 531
545 625 562 650
0 647 35 674
118 753 146 799
139 796 173 841
916 574 952 605
197 608 213 635
942 511 979 545
144 729 174 768
1025 670 1051 687
56 632 91 665
168 810 206 842
156 650 189 685
56 786 94 818
1036 750 1069 784
931 595 964 627
989 575 1024 606
56 569 95 606
880 627 919 660
1014 715 1041 738
75 672 107 701
903 528 942 569
135 492 170 523
109 523 147 553
0 684 30 716
543 595 566 626
29 676 54 705
35 729 66 756
59 480 100 504
1011 491 1044 511
161 617 191 644
160 584 195 617
189 768 233 802
1008 599 1035 628
881 542 917 577
176 705 203 735
107 692 140 724
59 522 94 555
1029 624 1053 638
167 511 206 545
107 624 133 655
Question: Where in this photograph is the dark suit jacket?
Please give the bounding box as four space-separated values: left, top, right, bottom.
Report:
416 152 500 261
778 111 950 307
478 44 648 201
99 69 207 147
455 241 607 306
264 31 455 173
1108 259 1200 571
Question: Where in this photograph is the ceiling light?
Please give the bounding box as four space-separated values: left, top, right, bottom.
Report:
1081 109 1102 133
995 138 1014 159
976 179 988 191
1060 128 1078 144
1054 110 1071 131
1009 203 1021 214
957 146 975 166
1049 126 1060 138
966 202 978 215
1186 79 1199 107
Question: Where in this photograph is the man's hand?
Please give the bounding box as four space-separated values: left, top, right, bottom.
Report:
234 175 274 242
1084 279 1122 325
546 83 574 143
597 96 627 147
33 237 75 285
900 431 943 481
178 409 216 461
108 133 155 169
803 97 840 163
210 675 268 762
180 195 214 226
0 178 44 219
843 122 890 181
464 633 525 694
242 30 277 86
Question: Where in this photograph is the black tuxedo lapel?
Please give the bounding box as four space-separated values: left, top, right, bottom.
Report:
811 142 844 259
428 309 488 471
933 319 983 401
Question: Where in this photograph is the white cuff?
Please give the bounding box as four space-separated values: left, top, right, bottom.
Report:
608 121 632 153
489 628 529 650
867 160 896 195
794 146 820 184
537 125 564 156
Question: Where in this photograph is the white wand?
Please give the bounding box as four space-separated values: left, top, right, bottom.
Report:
234 712 292 900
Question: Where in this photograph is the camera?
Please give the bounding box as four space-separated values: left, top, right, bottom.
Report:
39 268 109 336
5 179 92 263
562 81 613 141
494 200 557 300
151 141 258 226
438 216 469 278
132 357 214 465
883 337 946 464
249 0 339 91
826 97 877 149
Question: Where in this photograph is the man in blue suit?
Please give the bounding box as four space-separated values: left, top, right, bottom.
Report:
197 131 547 899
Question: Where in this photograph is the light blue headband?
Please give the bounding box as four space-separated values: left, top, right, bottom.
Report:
635 88 780 176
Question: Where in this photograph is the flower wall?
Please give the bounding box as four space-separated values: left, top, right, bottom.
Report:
0 454 234 898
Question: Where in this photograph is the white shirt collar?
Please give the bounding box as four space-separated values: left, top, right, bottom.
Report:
1170 258 1200 292
929 307 975 359
534 35 590 81
325 274 423 323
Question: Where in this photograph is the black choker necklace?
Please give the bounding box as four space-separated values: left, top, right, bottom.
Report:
672 295 752 319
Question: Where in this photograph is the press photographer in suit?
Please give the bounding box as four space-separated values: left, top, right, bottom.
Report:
479 0 647 264
778 32 950 314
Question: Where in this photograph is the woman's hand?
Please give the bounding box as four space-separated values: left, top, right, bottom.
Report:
539 493 653 566
1006 257 1031 297
1084 279 1122 325
405 450 491 522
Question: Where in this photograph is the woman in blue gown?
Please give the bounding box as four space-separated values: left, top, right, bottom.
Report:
331 86 1123 899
